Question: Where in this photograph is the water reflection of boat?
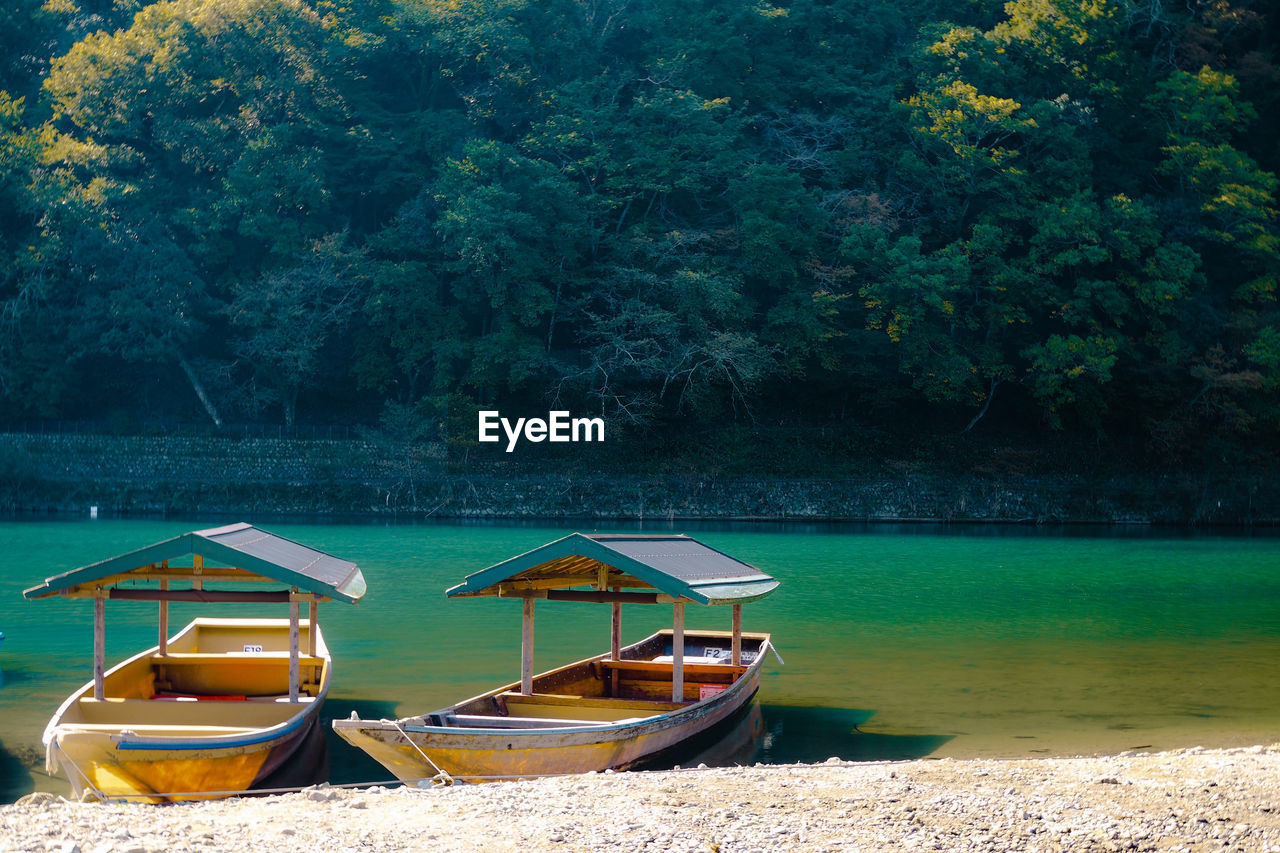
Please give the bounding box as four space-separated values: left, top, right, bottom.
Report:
23 523 366 802
335 533 779 782
631 700 765 771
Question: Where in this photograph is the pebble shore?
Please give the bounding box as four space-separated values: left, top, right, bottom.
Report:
4 746 1280 852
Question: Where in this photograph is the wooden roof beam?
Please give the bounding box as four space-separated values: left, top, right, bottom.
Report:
64 568 273 588
62 588 328 603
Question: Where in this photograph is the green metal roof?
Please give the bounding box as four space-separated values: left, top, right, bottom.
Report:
23 523 367 604
445 533 779 606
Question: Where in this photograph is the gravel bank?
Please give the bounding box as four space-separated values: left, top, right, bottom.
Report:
4 746 1280 852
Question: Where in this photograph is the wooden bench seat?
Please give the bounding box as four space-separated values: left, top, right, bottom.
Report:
75 697 306 727
497 691 684 712
447 713 615 729
150 653 324 667
594 659 747 683
55 723 259 736
493 691 685 722
149 653 323 697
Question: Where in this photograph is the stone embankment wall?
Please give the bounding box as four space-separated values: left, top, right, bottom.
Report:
0 432 1275 523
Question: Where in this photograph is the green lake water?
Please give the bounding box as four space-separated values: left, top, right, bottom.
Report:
1 518 1278 802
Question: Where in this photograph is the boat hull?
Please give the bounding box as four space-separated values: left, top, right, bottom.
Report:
44 617 330 802
333 629 770 782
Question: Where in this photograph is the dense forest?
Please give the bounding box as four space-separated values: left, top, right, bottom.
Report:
0 0 1277 472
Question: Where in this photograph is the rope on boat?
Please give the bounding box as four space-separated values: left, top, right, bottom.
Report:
49 735 109 804
770 644 786 666
383 719 454 786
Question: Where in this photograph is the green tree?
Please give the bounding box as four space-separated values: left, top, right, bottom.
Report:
1147 67 1278 299
34 0 387 423
0 91 75 417
228 234 367 427
432 138 591 399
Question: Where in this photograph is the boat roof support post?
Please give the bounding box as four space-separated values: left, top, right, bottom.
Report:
308 600 318 657
93 591 105 700
610 591 622 662
521 595 535 695
610 594 622 697
672 602 684 704
731 603 742 666
289 590 300 703
158 579 169 656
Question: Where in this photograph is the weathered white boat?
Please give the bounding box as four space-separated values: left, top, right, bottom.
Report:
24 523 366 802
333 533 778 781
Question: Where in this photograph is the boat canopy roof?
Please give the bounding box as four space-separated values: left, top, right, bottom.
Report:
23 522 367 604
446 533 778 605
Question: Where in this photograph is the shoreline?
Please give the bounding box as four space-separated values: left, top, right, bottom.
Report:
4 746 1279 852
6 508 1280 529
4 432 1277 525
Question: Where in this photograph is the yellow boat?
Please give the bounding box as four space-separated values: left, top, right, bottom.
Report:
24 523 367 802
334 533 777 782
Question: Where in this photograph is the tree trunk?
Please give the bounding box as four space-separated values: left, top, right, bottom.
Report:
177 352 223 427
547 272 563 354
962 378 1001 434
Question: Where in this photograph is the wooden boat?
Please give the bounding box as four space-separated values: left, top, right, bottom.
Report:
40 617 332 802
24 523 366 802
334 533 778 782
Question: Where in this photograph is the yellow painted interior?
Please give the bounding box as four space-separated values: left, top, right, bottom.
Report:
154 653 324 696
58 619 326 725
76 697 311 729
501 700 645 722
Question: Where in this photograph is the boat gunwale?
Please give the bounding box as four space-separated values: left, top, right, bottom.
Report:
111 707 320 751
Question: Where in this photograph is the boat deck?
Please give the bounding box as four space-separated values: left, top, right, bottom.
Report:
437 632 765 730
49 620 329 739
